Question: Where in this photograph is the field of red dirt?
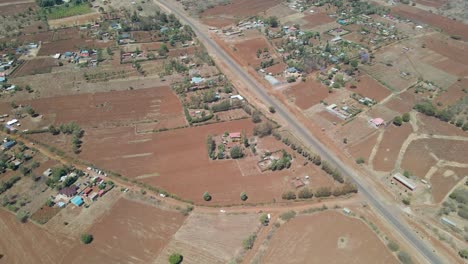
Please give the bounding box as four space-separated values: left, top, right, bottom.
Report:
401 140 438 178
409 138 468 164
38 38 111 56
233 37 275 67
11 58 57 77
201 17 236 28
373 124 413 172
347 131 379 162
422 35 468 66
201 0 283 18
48 12 101 29
434 79 467 107
0 209 76 264
392 5 468 41
417 114 466 137
0 2 36 16
430 167 467 203
25 86 184 129
66 198 185 264
265 62 286 75
413 0 448 8
303 13 334 28
384 90 419 114
79 119 334 204
262 211 398 264
346 74 392 102
14 31 54 44
284 78 329 110
156 212 259 263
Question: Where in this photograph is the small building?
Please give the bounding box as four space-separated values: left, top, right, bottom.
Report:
98 189 106 197
57 201 66 208
82 187 92 196
6 119 18 126
2 140 16 150
59 185 78 197
343 208 351 214
331 36 342 42
393 173 416 191
230 95 244 101
89 192 98 201
190 77 205 84
265 75 280 86
70 196 84 206
291 178 305 188
286 67 298 73
441 217 456 228
229 132 241 139
370 118 385 127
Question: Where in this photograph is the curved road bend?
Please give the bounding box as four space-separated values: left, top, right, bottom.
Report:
155 1 442 263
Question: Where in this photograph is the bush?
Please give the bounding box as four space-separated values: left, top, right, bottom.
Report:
253 122 273 137
356 157 365 164
298 188 313 199
282 191 296 200
402 113 410 122
203 192 212 201
315 187 332 198
269 106 276 113
459 249 468 259
243 234 257 250
397 251 413 264
252 111 262 123
387 241 399 252
458 207 468 219
279 210 296 221
270 150 292 171
169 253 183 264
402 197 411 205
230 146 244 159
393 116 403 126
211 100 231 112
16 210 29 223
259 213 269 225
80 234 93 244
333 182 358 196
240 192 248 201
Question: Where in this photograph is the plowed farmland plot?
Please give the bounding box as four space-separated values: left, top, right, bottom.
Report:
201 0 283 18
303 13 334 28
404 138 468 164
0 210 76 264
156 212 259 264
12 58 57 77
233 37 277 67
347 131 379 163
262 211 398 264
65 198 185 264
430 167 467 203
80 119 333 204
417 114 466 137
284 78 329 110
373 124 413 172
26 86 185 129
346 74 391 102
401 140 438 179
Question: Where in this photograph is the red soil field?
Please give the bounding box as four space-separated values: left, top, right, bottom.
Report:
346 74 392 102
384 90 419 114
422 35 468 66
201 17 236 28
0 3 36 16
131 31 153 42
392 5 468 41
410 138 468 164
26 86 184 129
0 209 76 264
303 13 334 28
430 167 467 203
233 37 274 67
15 31 54 44
11 58 57 77
201 0 283 18
284 78 329 110
347 131 379 162
434 79 468 107
38 38 111 56
80 120 333 204
262 211 398 264
66 198 185 264
401 140 438 178
373 124 413 172
417 114 466 137
413 0 448 8
265 62 287 75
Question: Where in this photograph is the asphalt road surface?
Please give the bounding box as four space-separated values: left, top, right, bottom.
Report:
155 1 443 263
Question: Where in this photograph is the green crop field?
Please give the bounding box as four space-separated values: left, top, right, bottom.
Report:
46 3 92 20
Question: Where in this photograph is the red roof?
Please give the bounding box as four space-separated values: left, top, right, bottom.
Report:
98 190 105 196
83 187 92 195
229 132 241 138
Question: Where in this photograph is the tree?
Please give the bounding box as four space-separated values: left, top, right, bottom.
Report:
393 116 403 126
459 249 468 259
25 106 36 117
298 188 313 199
203 192 211 201
269 106 276 113
243 234 256 250
388 241 399 252
46 198 54 207
253 122 273 137
16 210 29 223
265 16 279 28
230 146 243 159
402 113 410 122
356 157 365 164
158 44 169 56
80 234 93 244
397 251 413 264
315 187 332 197
169 253 183 264
49 125 60 135
252 111 262 123
282 190 296 200
350 59 359 68
259 213 269 226
240 191 248 201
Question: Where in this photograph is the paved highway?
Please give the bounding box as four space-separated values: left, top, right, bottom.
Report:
155 1 443 263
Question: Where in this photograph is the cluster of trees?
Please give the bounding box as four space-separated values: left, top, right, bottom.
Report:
184 107 213 125
282 182 357 200
163 59 188 75
45 166 76 189
230 146 244 159
253 122 274 137
264 16 279 28
260 58 274 69
449 188 468 220
242 234 257 250
321 161 344 183
414 100 468 131
269 150 291 171
49 122 84 154
206 135 216 159
393 113 410 126
0 175 21 195
211 100 231 112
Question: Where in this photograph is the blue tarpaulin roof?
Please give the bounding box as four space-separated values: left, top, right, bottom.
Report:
71 196 83 206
